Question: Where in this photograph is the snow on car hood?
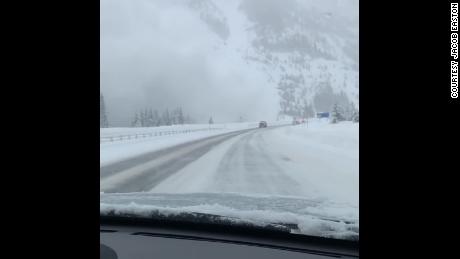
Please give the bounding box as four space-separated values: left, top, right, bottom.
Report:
100 192 358 240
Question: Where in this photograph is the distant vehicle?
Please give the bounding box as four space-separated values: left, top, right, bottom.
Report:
259 121 267 128
316 112 330 118
292 118 305 125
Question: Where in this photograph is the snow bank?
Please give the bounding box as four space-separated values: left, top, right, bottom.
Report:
263 119 359 205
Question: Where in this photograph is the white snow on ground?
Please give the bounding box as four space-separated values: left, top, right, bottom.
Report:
151 119 358 206
100 119 359 239
100 121 289 167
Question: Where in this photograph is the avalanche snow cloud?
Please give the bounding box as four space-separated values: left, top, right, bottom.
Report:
101 0 358 126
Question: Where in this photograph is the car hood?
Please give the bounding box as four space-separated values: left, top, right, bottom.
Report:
100 192 358 240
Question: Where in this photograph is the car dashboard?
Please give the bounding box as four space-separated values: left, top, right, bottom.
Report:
100 217 359 259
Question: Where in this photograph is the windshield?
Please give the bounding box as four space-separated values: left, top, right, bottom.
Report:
100 0 359 241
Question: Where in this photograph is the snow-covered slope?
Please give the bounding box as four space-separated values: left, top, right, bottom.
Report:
189 0 359 115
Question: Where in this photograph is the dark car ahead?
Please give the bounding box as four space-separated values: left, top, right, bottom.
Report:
259 121 267 128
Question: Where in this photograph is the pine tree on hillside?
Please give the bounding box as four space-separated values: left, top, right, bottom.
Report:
146 109 150 127
139 110 145 127
349 102 357 121
331 103 341 124
178 107 185 125
142 109 147 127
170 110 174 125
153 110 160 127
147 109 154 127
145 109 150 126
100 93 109 128
352 109 359 123
163 109 171 126
333 103 346 122
173 108 177 125
131 112 140 127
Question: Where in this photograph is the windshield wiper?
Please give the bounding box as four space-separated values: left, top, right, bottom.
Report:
102 209 294 233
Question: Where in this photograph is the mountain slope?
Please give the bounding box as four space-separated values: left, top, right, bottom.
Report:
190 0 359 117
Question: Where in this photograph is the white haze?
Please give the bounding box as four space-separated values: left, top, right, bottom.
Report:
101 0 358 126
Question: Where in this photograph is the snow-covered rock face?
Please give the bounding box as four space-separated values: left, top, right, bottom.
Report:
189 0 230 41
188 0 358 115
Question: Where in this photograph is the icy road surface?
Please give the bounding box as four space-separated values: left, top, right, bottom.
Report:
100 120 358 206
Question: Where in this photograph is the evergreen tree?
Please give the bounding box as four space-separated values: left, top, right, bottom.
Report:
345 103 352 121
145 109 150 126
140 110 145 127
334 103 346 122
178 107 185 125
163 109 171 126
331 103 341 124
153 110 160 127
349 102 357 121
100 93 109 128
172 108 180 125
147 109 154 127
131 112 141 127
209 116 214 124
352 109 359 123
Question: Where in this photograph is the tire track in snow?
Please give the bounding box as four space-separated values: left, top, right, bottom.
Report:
100 129 255 193
213 129 303 195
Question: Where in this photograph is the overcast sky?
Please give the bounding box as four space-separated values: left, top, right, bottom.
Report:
101 0 358 126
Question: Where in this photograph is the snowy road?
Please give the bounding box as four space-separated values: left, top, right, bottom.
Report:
100 128 257 193
100 126 292 193
192 128 304 196
101 121 358 206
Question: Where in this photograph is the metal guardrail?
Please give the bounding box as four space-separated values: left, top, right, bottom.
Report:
100 127 226 143
100 121 291 143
